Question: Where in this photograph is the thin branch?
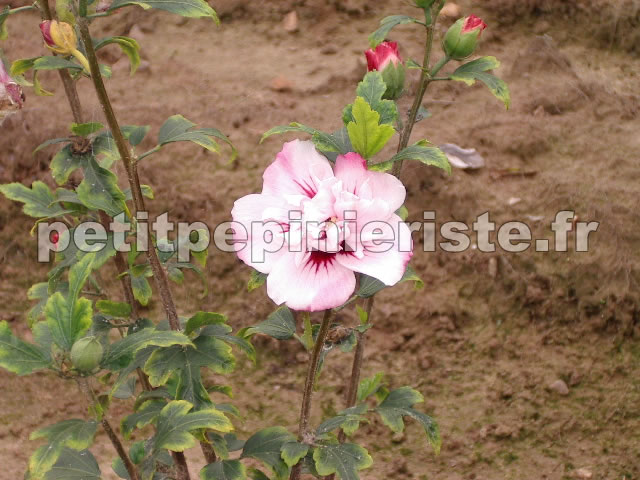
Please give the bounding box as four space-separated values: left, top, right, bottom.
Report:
77 377 139 480
337 296 374 444
76 4 181 332
289 309 334 480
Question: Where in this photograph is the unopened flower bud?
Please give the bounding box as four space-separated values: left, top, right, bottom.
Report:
443 14 487 60
70 336 104 372
0 60 24 121
364 41 405 100
39 20 90 73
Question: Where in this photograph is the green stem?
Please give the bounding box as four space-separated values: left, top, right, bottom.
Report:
430 55 449 77
136 145 161 162
332 6 448 466
76 2 181 332
289 309 334 480
77 378 140 480
337 296 374 444
8 5 37 15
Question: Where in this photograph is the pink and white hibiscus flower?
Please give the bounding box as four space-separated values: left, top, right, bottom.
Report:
231 140 413 312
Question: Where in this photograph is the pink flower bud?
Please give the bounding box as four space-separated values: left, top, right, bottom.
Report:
443 14 487 60
461 15 487 35
365 41 402 72
39 21 56 48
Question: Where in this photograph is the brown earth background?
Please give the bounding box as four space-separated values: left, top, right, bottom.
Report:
1 0 640 479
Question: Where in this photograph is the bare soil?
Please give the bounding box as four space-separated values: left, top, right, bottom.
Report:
1 1 639 479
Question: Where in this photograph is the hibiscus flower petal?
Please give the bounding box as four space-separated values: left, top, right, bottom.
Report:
267 251 356 311
262 140 334 198
231 193 289 274
334 152 406 211
337 214 413 286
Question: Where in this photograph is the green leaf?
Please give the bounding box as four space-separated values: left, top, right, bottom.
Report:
33 70 54 96
247 270 267 292
45 254 95 351
33 137 72 154
245 306 296 340
11 56 84 76
313 443 373 480
0 6 9 40
28 282 51 326
103 327 192 370
48 229 117 284
200 460 247 480
369 15 419 47
94 36 140 75
0 321 50 375
109 0 219 23
343 72 397 126
241 427 295 480
280 442 309 469
77 156 129 217
44 448 100 480
370 143 450 174
0 181 74 218
29 420 97 479
357 373 384 403
50 145 85 185
121 399 165 438
200 324 256 363
71 122 104 137
347 97 395 159
185 311 227 335
357 265 423 298
316 405 368 438
295 314 313 351
152 400 232 453
121 125 150 146
96 300 132 318
260 122 315 143
157 115 234 158
130 271 152 306
375 386 440 453
144 334 235 408
260 123 350 157
450 56 511 109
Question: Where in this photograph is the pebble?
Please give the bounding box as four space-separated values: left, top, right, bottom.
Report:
574 468 593 479
440 3 461 18
282 11 299 33
391 432 405 443
548 379 570 395
270 76 293 92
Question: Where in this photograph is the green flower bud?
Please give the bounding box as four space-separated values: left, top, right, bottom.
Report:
365 41 405 100
70 336 103 372
442 15 487 61
381 62 405 100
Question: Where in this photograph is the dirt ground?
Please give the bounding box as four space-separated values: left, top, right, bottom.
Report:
1 0 640 479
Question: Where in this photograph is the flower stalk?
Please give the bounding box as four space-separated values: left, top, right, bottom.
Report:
289 309 334 480
335 1 448 454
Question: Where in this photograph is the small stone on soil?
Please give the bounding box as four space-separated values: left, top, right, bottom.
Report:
574 468 593 479
282 11 299 33
270 76 293 92
548 379 570 395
